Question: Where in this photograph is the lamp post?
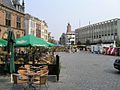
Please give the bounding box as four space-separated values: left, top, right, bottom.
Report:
113 35 117 47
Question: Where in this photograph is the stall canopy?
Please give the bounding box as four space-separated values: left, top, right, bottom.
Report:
15 34 48 47
0 38 7 47
47 42 56 47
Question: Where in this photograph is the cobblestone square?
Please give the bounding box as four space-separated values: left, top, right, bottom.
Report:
0 51 120 90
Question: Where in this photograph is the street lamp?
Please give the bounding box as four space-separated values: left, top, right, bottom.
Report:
113 35 118 47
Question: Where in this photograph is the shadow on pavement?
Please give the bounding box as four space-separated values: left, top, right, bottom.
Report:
48 75 57 82
104 69 120 75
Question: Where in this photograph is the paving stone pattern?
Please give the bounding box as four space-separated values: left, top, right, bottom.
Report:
0 51 120 90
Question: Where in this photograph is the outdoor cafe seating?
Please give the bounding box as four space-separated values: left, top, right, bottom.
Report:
12 65 49 90
12 67 28 90
33 66 49 90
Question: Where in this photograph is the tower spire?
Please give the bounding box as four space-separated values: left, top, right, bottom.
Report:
22 0 25 6
66 23 72 33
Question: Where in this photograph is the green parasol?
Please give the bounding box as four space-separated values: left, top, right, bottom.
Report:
15 34 48 47
0 38 7 47
7 30 15 82
47 42 56 47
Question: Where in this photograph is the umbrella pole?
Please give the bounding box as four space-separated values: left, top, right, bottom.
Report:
11 73 13 83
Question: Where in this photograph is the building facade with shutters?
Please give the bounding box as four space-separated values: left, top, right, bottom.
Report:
40 21 48 41
0 0 25 39
75 18 120 45
25 14 36 36
25 14 48 41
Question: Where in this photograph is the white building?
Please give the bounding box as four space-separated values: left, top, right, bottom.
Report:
75 18 120 46
66 23 75 45
25 14 48 41
59 23 75 45
40 21 48 41
25 14 36 36
66 31 75 45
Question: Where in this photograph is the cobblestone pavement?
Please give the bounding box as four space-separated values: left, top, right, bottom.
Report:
0 51 120 90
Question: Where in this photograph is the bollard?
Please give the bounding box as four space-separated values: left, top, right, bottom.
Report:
56 55 60 81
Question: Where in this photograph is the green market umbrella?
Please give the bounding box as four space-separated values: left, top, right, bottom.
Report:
15 34 48 47
47 42 56 47
7 30 15 82
0 38 7 47
15 34 49 65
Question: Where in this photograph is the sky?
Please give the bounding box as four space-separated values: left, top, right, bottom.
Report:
24 0 120 40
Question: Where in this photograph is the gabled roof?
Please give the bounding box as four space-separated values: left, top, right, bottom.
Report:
13 0 20 5
2 0 15 9
1 0 24 13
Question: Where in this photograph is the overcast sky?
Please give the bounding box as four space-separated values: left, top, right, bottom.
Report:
24 0 120 40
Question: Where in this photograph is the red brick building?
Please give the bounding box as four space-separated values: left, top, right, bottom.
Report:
0 0 25 39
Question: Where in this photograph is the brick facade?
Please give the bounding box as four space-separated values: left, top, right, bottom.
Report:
0 0 25 39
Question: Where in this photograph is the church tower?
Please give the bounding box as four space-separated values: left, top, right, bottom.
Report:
66 23 72 33
66 23 75 45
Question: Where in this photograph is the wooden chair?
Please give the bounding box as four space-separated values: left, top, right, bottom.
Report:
12 74 28 90
33 66 49 90
24 64 30 69
12 68 28 90
24 64 31 72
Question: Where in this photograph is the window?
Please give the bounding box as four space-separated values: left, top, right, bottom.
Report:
114 21 117 26
16 16 21 29
108 30 110 35
104 30 107 36
6 12 11 26
114 28 117 35
31 21 35 29
45 30 47 34
99 35 101 38
45 36 47 40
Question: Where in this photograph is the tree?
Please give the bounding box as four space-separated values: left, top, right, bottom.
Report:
116 38 120 46
97 39 102 44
